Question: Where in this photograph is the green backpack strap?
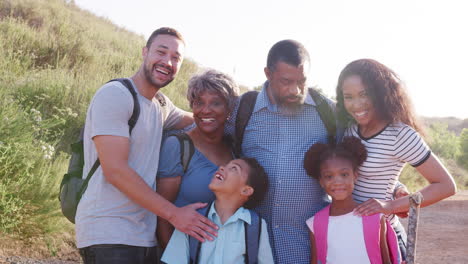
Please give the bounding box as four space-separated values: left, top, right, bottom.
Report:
234 91 259 158
60 78 142 224
173 133 195 173
308 88 337 145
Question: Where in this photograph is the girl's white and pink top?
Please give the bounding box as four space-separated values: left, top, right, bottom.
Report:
307 212 371 264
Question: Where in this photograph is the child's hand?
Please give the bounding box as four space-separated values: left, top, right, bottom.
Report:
353 198 393 216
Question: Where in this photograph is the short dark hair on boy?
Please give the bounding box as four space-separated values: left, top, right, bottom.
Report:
146 27 185 48
303 137 367 179
240 157 269 209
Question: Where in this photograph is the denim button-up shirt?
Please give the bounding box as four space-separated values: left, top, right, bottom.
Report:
226 82 332 264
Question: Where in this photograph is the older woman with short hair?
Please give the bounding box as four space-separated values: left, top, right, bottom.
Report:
156 69 240 248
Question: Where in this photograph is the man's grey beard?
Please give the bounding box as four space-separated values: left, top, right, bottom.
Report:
279 102 304 116
277 94 306 115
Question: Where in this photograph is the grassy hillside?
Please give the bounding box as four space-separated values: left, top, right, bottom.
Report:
0 0 467 260
0 0 198 258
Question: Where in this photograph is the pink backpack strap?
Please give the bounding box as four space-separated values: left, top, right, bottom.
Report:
362 214 383 264
313 205 331 264
363 214 401 264
386 219 401 264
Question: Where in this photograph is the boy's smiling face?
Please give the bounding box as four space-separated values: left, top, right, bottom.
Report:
209 159 252 196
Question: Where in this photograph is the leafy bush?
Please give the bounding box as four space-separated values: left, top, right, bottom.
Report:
427 122 460 160
399 122 468 191
0 0 199 249
458 128 468 171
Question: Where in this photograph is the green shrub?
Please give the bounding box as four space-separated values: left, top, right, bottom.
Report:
458 129 468 171
427 122 460 160
0 0 199 245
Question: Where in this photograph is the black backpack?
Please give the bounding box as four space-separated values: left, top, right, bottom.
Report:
233 88 337 157
59 78 146 223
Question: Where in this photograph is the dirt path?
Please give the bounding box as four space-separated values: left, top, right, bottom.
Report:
1 191 468 263
400 190 468 263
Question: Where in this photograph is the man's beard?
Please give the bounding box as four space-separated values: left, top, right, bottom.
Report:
143 63 174 89
276 94 306 115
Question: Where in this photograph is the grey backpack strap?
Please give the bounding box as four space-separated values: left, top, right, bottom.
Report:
155 92 168 121
189 202 212 264
234 91 258 158
245 210 261 264
308 88 336 145
173 133 195 173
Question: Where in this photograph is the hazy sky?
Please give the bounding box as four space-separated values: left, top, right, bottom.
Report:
75 0 468 118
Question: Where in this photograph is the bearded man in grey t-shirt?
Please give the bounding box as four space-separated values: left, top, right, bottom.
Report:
76 27 217 264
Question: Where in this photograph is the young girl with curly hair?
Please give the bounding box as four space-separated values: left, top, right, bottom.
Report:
304 137 401 264
335 59 456 260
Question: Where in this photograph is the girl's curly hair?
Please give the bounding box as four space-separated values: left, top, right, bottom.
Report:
304 137 367 179
335 59 423 134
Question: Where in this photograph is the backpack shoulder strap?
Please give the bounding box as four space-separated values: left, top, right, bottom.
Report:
172 133 195 173
363 214 401 264
362 214 384 264
77 78 140 200
386 219 401 264
313 205 331 264
108 78 141 133
244 210 261 264
234 91 258 158
189 202 213 264
155 92 169 121
308 88 336 145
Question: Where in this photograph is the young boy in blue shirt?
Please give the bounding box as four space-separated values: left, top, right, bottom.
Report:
161 157 273 264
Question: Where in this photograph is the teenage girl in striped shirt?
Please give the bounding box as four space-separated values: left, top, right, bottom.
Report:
335 59 457 261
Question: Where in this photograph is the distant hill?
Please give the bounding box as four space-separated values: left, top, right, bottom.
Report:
422 117 468 135
0 0 200 112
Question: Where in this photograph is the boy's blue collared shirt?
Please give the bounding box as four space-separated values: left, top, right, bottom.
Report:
161 202 274 264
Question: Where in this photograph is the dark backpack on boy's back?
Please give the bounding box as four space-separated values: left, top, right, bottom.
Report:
168 135 263 263
233 87 337 158
59 78 168 224
188 202 262 264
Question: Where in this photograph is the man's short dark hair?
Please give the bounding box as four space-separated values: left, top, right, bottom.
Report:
266 39 310 72
241 157 269 209
146 27 185 48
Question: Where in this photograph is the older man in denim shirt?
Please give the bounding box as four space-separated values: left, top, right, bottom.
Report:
225 40 334 264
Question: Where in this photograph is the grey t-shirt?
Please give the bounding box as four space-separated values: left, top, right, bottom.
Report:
75 79 183 248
